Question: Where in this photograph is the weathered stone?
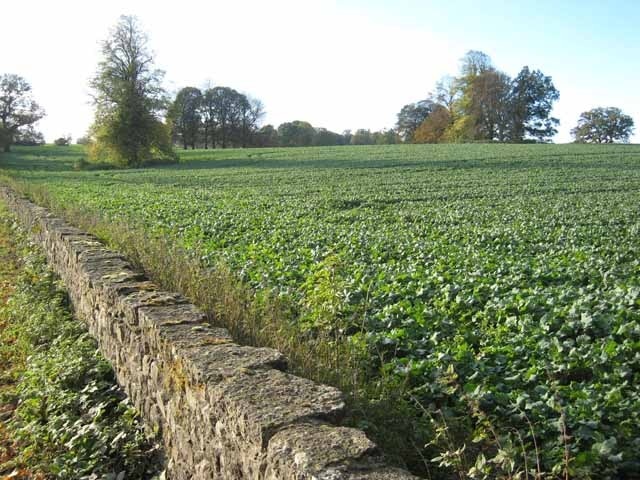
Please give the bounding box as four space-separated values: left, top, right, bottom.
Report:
79 257 143 287
212 369 345 444
265 423 378 479
77 248 125 264
104 279 159 301
139 303 208 327
180 342 288 384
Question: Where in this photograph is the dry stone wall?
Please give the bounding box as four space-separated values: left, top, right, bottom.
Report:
1 187 419 480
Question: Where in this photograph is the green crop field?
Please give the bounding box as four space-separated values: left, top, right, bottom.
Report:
2 144 639 479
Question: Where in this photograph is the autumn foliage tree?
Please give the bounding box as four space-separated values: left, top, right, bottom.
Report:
466 69 513 141
395 100 436 142
414 106 452 143
399 51 560 144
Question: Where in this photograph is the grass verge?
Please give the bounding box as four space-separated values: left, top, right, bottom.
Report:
0 200 161 479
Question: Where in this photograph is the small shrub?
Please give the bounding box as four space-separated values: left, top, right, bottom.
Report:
53 136 71 147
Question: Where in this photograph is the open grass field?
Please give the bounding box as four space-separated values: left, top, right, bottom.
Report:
1 143 639 479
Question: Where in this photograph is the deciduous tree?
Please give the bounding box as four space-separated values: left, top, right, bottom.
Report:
571 107 635 143
448 51 505 141
255 124 279 147
313 128 345 146
200 88 217 149
0 74 45 152
89 15 175 167
168 87 202 149
373 129 399 145
209 87 240 148
14 125 45 146
395 100 436 142
277 121 315 147
468 70 512 141
459 50 493 77
510 66 559 142
414 106 452 143
431 75 459 111
197 87 264 148
399 51 561 144
350 129 374 145
238 96 264 148
54 135 72 146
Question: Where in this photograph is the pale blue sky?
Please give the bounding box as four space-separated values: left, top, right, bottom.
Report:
341 0 640 142
2 0 638 143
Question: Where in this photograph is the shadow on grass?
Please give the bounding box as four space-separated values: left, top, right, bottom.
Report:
3 144 640 185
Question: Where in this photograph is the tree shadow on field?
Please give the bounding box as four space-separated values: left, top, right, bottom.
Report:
167 157 423 170
0 146 82 172
4 145 640 180
155 156 602 173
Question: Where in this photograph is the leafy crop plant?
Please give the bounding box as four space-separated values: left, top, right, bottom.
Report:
2 143 639 478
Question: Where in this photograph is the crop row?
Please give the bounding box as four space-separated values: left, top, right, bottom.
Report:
2 144 640 478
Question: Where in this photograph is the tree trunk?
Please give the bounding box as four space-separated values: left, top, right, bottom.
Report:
3 144 9 153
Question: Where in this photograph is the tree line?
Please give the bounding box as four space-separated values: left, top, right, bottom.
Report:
0 17 635 162
168 87 400 149
169 86 262 149
254 121 400 148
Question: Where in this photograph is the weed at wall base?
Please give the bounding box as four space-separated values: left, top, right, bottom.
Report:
0 201 162 479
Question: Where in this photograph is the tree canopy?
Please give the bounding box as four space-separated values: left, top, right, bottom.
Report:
510 66 560 141
395 100 436 142
165 87 398 149
9 42 613 153
571 107 635 144
169 86 264 149
0 74 45 152
168 87 202 150
399 51 560 144
414 106 452 143
89 15 175 167
277 121 316 147
13 125 45 146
